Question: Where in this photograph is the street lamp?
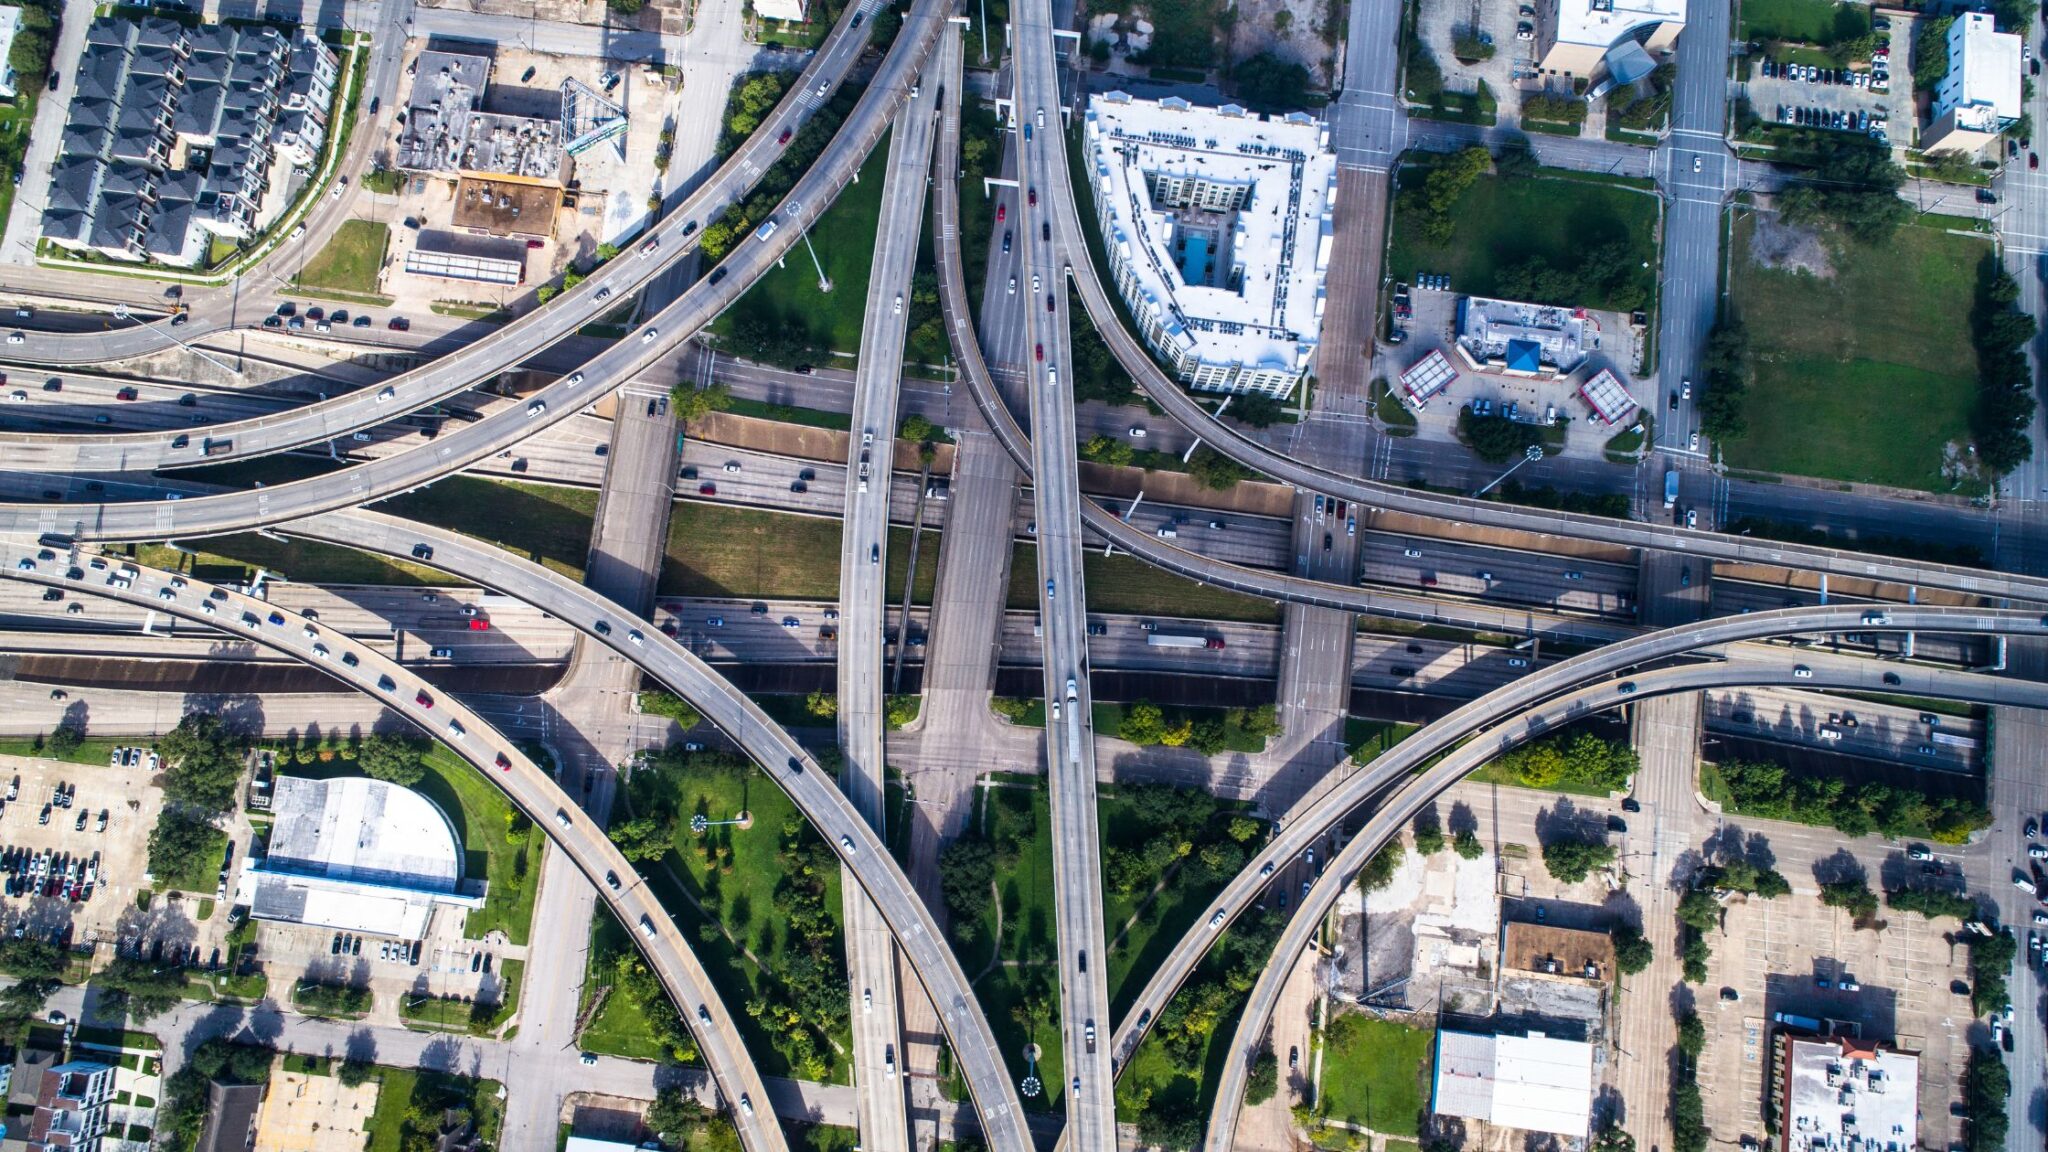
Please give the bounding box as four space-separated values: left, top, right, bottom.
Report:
1472 443 1544 498
690 812 748 833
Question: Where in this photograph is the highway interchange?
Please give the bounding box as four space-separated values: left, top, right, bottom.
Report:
0 0 2045 1148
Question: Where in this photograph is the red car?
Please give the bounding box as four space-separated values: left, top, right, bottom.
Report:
415 690 434 708
468 619 490 631
495 752 512 771
778 128 792 145
116 387 138 401
1028 187 1037 206
1034 343 1043 362
997 203 1007 222
700 482 717 496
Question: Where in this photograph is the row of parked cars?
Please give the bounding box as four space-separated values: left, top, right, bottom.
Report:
264 302 410 332
2 847 102 903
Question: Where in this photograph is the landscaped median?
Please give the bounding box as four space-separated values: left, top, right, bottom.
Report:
401 958 523 1035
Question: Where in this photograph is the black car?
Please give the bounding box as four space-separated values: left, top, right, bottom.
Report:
1621 797 1641 813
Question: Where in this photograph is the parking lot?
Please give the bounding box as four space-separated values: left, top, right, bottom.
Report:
257 904 515 1028
0 751 170 957
1741 12 1915 149
1697 853 1973 1149
1412 0 1546 120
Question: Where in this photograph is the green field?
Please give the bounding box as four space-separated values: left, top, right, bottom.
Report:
282 747 545 944
1725 215 1986 492
660 503 939 604
956 783 1067 1113
636 754 850 1081
1007 544 1282 624
363 1069 502 1152
711 140 889 359
1387 171 1659 313
0 96 40 248
1098 788 1248 1017
1318 1014 1434 1136
294 220 390 298
1738 0 1869 45
132 476 596 586
576 913 671 1062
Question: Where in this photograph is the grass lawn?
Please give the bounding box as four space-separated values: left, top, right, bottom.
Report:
378 477 598 580
400 958 522 1035
1318 1014 1434 1136
638 757 850 1081
958 782 1066 1113
576 912 671 1062
724 396 852 431
1386 171 1659 313
0 736 131 767
135 538 438 588
1725 215 1986 492
363 1069 502 1152
1007 544 1282 624
294 220 390 298
783 1123 861 1152
0 95 39 245
660 503 939 604
710 138 888 359
1738 0 1869 44
1091 703 1267 754
281 747 545 944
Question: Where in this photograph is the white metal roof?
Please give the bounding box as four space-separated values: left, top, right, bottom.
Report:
1783 1036 1919 1152
1083 92 1336 377
266 775 462 892
1432 1030 1593 1138
1553 0 1685 51
1941 13 2022 129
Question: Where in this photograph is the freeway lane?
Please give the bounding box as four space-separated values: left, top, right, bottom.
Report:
1196 654 2048 1151
0 0 952 545
835 39 949 1152
1012 2 1116 1145
1104 605 2048 1097
0 544 791 1152
0 0 916 473
284 510 1036 1152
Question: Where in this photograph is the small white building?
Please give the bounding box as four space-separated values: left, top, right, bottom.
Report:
753 0 806 21
0 7 23 102
1925 12 2022 156
1535 0 1686 82
1081 91 1337 398
236 775 484 940
1431 1030 1594 1139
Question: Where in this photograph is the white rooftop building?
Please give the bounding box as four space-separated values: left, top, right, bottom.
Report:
1777 1034 1919 1152
1431 1030 1594 1139
1537 0 1685 81
0 7 23 101
235 775 483 939
1925 12 2023 155
1081 91 1337 398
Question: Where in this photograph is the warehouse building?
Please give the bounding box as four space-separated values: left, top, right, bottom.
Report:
1081 91 1336 398
1924 12 2022 155
1431 1030 1593 1139
235 776 483 940
1535 0 1685 82
397 50 564 183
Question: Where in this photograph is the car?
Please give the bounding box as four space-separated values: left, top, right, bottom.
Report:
2031 818 2040 840
1028 187 1038 206
1035 342 1044 361
416 690 434 708
1693 156 1702 172
1043 222 1051 241
377 675 397 692
1046 578 1056 599
628 630 645 646
1689 431 1700 450
893 294 902 314
431 647 453 659
579 1053 598 1067
376 387 396 403
642 326 659 344
1685 509 1698 529
997 203 1007 223
1008 276 1017 295
700 483 717 495
1002 230 1013 253
1047 293 1056 312
739 1096 754 1118
1792 665 1813 678
778 128 792 145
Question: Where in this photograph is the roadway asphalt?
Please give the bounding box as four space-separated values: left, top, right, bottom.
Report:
268 509 1039 1152
0 539 793 1152
0 0 911 473
1013 2 1116 1144
834 50 948 1152
1196 650 2048 1151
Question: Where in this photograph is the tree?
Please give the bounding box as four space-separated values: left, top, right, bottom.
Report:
1081 434 1135 467
357 732 427 787
1680 934 1711 984
1697 320 1751 443
1451 26 1495 61
938 838 996 921
1591 1125 1637 1152
337 1058 375 1088
1413 811 1446 856
1676 1009 1705 1059
1964 1046 2011 1152
1612 924 1653 975
1187 446 1255 490
1819 878 1879 922
646 1086 708 1141
148 807 222 891
1245 1047 1280 1104
609 817 673 862
96 955 187 1023
1357 842 1402 892
1494 135 1539 179
46 723 82 756
1118 702 1167 745
1539 835 1615 884
670 382 733 426
1232 52 1311 113
900 413 938 444
884 695 921 730
1676 887 1721 933
804 691 838 719
158 713 247 813
1453 829 1484 859
1228 393 1286 428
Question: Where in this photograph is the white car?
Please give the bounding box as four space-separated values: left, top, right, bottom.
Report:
1128 426 1146 438
446 720 466 741
6 333 22 345
1689 431 1700 450
641 327 659 343
375 387 395 403
627 629 645 646
892 294 902 314
1008 276 1016 294
566 372 584 387
1032 274 1041 292
6 391 23 403
526 401 547 418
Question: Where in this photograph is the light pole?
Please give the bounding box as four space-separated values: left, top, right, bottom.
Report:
1473 443 1544 498
800 228 831 293
690 812 748 833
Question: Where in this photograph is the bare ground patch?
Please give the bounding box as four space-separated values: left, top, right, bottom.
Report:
1747 211 1834 278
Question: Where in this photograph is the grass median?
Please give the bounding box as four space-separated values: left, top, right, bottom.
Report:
660 503 938 604
1006 544 1281 624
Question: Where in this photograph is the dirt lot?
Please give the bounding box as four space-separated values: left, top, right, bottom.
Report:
253 1069 383 1152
